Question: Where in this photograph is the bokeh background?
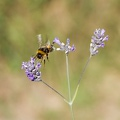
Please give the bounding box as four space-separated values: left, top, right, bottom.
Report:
0 0 120 120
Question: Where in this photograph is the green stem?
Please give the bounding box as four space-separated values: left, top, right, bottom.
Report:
41 80 68 103
66 55 72 102
72 55 91 103
66 54 75 120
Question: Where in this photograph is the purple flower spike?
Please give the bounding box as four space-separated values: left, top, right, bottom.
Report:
53 38 75 54
90 28 108 56
22 57 42 81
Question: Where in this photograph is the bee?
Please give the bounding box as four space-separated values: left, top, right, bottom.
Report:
34 34 55 65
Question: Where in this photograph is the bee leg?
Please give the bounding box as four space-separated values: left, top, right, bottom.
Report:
33 55 36 59
40 59 42 63
44 59 45 66
40 57 44 64
46 54 49 61
40 57 42 63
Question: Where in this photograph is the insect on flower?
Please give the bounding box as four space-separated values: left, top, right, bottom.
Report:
34 34 55 65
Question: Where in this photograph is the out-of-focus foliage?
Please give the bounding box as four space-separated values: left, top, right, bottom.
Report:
0 0 120 71
0 0 120 120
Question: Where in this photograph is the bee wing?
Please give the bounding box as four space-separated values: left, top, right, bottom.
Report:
37 34 42 47
44 35 50 45
46 40 50 46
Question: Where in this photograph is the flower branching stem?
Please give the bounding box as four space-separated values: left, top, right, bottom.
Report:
72 55 91 103
41 79 68 103
66 54 75 120
22 29 108 120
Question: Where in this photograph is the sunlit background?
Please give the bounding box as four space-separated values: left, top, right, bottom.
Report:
0 0 120 120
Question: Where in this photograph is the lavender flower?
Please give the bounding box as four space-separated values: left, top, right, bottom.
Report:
90 28 108 56
21 57 42 81
53 38 75 54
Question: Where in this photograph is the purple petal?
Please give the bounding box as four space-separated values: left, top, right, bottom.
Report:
53 38 61 45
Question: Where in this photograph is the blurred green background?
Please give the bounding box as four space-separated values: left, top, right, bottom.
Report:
0 0 120 120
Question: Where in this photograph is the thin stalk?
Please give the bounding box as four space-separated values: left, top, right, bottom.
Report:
72 55 92 103
41 80 68 103
66 54 75 120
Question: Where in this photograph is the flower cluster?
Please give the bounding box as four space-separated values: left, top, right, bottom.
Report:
53 38 75 54
22 29 108 81
90 28 108 56
21 57 41 81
